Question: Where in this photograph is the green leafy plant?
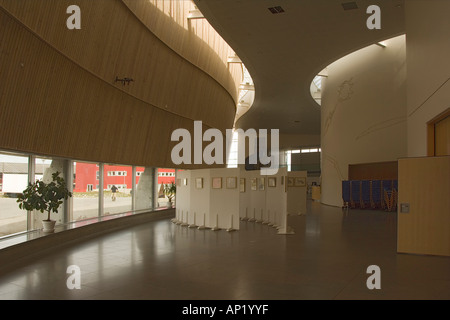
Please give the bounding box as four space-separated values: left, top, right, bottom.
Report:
17 171 72 221
163 182 176 203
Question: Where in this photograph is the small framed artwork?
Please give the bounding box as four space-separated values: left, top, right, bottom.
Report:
226 177 237 189
251 178 257 191
239 178 246 192
176 179 181 186
259 178 265 191
268 177 276 187
183 178 188 186
212 177 222 189
195 177 203 189
287 177 294 187
294 177 306 187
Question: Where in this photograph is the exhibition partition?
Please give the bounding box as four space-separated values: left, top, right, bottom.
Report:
174 167 307 234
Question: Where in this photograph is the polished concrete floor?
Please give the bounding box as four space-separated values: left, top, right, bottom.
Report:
0 201 449 300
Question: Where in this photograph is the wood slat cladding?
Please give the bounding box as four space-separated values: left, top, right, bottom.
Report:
122 0 243 102
348 161 398 181
0 0 238 168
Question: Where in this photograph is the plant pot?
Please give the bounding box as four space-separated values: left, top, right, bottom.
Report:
42 220 56 233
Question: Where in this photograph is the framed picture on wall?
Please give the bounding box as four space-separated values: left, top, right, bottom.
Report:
287 177 294 187
176 179 181 187
195 177 203 189
251 178 257 191
183 178 188 186
226 177 237 189
294 177 306 187
239 178 246 192
268 177 276 187
259 178 265 191
212 177 222 189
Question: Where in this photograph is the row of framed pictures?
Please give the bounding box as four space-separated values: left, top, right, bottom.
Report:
176 176 306 192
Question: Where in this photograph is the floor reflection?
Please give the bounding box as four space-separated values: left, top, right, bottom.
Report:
0 201 449 300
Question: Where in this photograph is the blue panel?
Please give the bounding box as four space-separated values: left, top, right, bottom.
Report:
382 180 393 191
371 180 382 203
361 180 371 203
351 180 360 204
342 180 350 202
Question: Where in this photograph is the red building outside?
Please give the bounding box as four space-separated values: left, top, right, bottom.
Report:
73 162 175 193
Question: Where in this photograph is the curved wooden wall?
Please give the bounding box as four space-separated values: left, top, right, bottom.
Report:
0 0 241 168
123 0 242 100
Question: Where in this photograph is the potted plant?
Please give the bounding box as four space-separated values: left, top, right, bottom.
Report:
163 182 176 207
17 171 72 233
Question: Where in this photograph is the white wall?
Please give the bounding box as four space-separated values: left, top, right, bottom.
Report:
246 170 267 222
279 133 321 150
176 167 295 232
239 169 259 221
176 168 240 230
405 0 450 157
320 35 407 207
238 167 288 227
189 169 211 227
174 170 191 224
265 167 288 228
209 168 240 230
286 171 307 215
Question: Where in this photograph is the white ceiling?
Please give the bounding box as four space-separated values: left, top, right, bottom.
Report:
194 0 405 135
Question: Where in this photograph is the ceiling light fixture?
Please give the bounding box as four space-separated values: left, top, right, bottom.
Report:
115 76 134 86
268 6 285 14
341 2 358 10
227 55 242 63
187 6 204 19
239 82 255 90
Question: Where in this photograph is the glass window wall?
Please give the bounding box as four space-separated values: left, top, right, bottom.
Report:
0 152 29 237
0 149 166 238
103 164 132 215
73 161 99 221
33 157 66 229
157 168 176 208
135 167 155 212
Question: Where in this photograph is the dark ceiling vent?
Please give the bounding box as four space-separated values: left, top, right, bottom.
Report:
342 2 358 10
268 6 285 14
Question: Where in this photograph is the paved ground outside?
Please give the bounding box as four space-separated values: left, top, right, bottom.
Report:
0 196 137 237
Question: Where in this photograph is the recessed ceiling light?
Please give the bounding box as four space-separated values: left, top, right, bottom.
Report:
342 2 358 10
268 6 285 14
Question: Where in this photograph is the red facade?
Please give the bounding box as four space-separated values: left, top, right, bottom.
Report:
73 163 175 192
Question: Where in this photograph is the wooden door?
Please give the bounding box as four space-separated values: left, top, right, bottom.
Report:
427 108 450 156
435 115 450 156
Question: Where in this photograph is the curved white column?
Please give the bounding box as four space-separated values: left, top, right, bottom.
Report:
320 35 407 207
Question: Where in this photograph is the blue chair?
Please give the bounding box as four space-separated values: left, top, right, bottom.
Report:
382 180 393 192
361 180 371 208
342 180 350 208
350 180 360 208
381 180 393 209
371 180 382 209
